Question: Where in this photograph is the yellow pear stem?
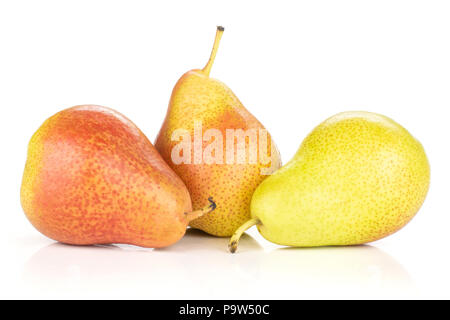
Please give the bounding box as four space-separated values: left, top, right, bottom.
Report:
185 197 216 223
202 26 224 77
228 217 260 253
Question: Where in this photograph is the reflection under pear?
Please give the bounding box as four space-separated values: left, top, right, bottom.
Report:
257 245 415 299
22 230 414 299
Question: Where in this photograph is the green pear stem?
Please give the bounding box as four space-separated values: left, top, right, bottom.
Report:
228 217 260 253
202 26 224 77
185 197 217 223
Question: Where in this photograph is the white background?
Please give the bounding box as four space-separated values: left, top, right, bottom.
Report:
1 0 449 299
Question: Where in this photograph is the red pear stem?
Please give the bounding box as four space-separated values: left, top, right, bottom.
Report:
185 197 217 223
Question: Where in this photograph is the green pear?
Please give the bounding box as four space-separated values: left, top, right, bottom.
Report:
229 111 430 253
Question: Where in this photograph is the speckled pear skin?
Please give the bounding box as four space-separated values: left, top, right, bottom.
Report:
251 111 430 247
21 105 193 248
155 70 281 237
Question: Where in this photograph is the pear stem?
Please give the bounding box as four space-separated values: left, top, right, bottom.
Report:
185 197 216 223
228 217 260 253
202 26 224 77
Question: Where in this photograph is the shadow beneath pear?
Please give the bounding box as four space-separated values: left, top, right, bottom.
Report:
21 230 263 298
22 242 168 298
256 245 415 299
21 232 410 298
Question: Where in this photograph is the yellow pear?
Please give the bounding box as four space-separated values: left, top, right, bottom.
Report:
155 27 281 236
229 111 430 252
